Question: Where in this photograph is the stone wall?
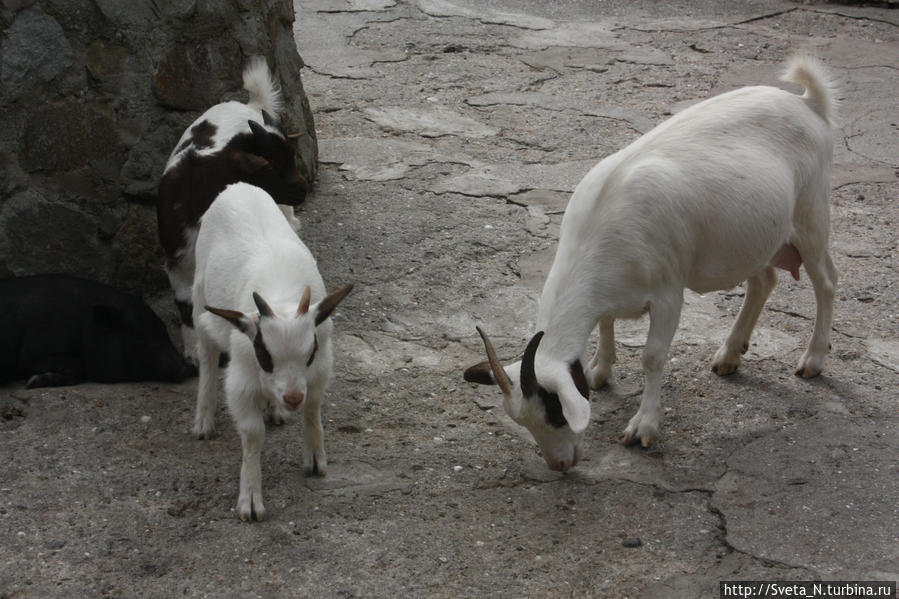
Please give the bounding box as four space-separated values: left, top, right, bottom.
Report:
0 0 317 296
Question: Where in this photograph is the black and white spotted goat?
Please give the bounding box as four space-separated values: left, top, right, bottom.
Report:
157 57 308 364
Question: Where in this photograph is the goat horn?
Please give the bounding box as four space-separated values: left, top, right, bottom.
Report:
252 292 274 318
520 331 544 398
475 326 512 396
297 286 311 315
287 132 307 140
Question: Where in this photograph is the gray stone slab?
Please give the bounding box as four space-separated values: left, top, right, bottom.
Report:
318 137 435 181
293 7 406 78
337 330 477 374
865 337 899 374
416 0 555 30
712 412 899 576
467 90 655 133
303 0 396 11
511 21 673 66
429 159 596 196
304 460 411 496
363 105 500 138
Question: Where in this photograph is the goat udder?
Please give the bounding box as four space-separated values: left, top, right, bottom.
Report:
770 243 802 281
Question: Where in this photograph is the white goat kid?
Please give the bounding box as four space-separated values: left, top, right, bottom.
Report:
192 182 352 521
466 56 837 470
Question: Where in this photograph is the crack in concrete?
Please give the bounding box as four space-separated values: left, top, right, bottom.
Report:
617 7 799 33
806 7 899 28
732 7 800 26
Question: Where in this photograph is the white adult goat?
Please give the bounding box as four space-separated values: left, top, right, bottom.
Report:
193 182 352 521
466 56 838 472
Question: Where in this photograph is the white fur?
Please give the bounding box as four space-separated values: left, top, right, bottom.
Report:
192 183 338 521
243 55 283 115
493 56 837 465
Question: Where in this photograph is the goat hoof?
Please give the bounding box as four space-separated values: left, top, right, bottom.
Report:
238 494 265 522
305 455 327 477
711 362 739 376
794 365 821 379
622 412 658 448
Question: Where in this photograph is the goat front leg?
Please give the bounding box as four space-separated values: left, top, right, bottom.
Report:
623 293 682 448
589 317 616 389
712 266 777 376
235 407 266 521
302 383 327 477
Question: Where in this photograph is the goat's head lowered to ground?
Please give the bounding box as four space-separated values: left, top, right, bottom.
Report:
464 327 591 472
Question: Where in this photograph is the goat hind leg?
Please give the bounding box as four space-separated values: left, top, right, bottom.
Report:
712 266 777 376
796 251 837 378
589 317 616 389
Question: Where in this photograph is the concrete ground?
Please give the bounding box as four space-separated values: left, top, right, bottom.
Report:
2 1 897 597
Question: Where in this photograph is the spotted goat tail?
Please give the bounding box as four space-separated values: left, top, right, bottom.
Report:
242 56 283 116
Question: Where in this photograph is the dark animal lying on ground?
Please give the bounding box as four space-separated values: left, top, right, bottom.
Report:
0 274 196 388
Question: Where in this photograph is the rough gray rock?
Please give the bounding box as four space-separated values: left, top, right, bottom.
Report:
0 0 317 298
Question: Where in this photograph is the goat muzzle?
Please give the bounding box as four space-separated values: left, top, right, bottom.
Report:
283 392 305 410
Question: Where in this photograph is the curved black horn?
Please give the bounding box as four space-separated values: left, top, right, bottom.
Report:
520 331 544 398
252 292 274 318
475 326 512 396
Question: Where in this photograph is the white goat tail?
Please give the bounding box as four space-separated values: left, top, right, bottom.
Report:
243 56 283 116
780 54 838 124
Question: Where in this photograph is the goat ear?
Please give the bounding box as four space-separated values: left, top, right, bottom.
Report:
314 283 354 326
569 360 590 400
557 366 591 434
205 305 258 338
261 110 277 128
235 152 269 174
463 361 496 385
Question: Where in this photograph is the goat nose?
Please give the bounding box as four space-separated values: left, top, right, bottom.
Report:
283 392 304 410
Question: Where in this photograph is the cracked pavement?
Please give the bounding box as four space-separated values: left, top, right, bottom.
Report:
1 1 897 597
